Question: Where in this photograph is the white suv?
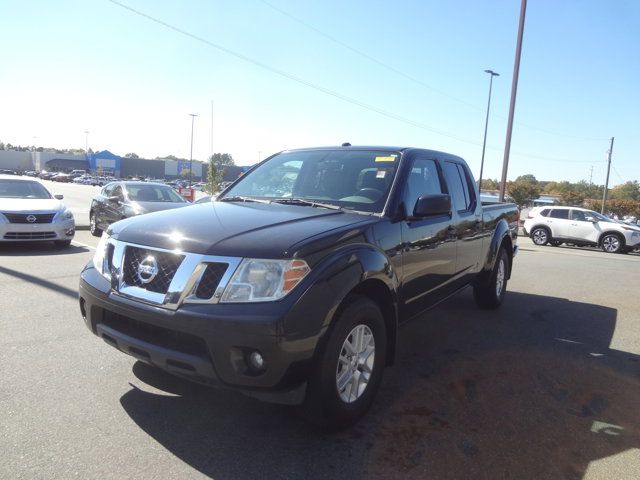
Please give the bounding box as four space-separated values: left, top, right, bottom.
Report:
523 206 640 253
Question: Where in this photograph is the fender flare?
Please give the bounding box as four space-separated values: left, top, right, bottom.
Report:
299 244 400 365
476 219 514 287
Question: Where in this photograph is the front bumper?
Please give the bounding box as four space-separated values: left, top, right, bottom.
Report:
0 219 75 242
79 264 322 405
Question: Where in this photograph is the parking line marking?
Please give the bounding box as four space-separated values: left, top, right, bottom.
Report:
72 240 96 250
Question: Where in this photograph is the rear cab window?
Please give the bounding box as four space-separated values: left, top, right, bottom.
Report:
443 161 475 213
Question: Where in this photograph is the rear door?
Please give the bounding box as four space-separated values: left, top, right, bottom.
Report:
442 161 483 283
547 208 571 238
400 157 457 318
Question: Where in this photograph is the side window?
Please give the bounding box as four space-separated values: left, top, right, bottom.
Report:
571 210 587 221
443 162 471 212
102 184 114 197
540 209 550 217
549 209 569 219
112 185 124 201
403 159 443 213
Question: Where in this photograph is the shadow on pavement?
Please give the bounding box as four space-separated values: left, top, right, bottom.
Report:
120 290 640 480
0 265 80 300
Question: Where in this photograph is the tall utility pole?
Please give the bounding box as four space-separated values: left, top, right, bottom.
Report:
188 114 197 188
479 69 500 193
499 0 527 201
210 100 214 161
84 131 89 159
600 137 615 214
589 165 594 185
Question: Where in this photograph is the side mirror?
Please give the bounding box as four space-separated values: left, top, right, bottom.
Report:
108 196 120 203
586 216 597 223
413 194 451 218
54 194 63 200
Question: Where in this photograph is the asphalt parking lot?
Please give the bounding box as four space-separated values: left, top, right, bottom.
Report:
1 234 639 480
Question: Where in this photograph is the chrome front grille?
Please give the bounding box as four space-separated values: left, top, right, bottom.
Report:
122 246 184 294
2 212 56 223
104 239 241 310
194 263 229 299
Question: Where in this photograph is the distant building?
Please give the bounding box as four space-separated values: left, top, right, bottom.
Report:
0 150 205 180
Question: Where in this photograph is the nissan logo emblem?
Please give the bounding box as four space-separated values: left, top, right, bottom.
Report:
137 255 159 284
26 215 37 223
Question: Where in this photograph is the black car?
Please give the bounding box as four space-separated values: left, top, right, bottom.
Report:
80 146 519 429
89 181 189 236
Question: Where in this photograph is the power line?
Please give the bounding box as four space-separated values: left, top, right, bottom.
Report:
107 0 606 166
258 0 608 142
108 0 481 146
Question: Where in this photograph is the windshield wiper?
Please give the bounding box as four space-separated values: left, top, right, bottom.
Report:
270 198 342 210
218 195 270 204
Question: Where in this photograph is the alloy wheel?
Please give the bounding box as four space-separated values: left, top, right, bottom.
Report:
336 324 375 403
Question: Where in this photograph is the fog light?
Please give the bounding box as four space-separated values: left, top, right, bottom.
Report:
65 228 75 236
248 351 265 371
79 297 86 319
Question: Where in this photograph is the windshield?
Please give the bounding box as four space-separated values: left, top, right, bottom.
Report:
222 149 400 212
0 179 52 199
126 184 186 203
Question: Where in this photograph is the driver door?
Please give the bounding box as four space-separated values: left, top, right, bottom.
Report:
104 184 125 226
567 209 601 243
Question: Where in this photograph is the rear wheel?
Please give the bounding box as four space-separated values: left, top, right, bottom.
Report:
531 227 549 246
473 247 509 309
601 233 623 253
300 295 386 431
90 211 102 237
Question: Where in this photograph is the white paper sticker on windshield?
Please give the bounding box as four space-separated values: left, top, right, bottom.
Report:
376 170 387 178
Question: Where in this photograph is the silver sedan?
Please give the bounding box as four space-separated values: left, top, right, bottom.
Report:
0 175 75 247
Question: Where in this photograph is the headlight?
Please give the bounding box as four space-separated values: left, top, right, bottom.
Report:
57 209 74 221
220 259 310 303
92 233 111 278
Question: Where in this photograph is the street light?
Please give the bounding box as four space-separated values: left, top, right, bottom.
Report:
478 69 499 194
84 131 89 158
188 114 197 188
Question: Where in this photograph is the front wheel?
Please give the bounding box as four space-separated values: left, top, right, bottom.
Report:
90 212 103 237
531 227 549 246
300 295 386 431
473 247 509 309
601 233 623 253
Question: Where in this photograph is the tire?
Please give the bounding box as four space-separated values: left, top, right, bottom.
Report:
531 227 549 246
54 240 72 248
473 247 509 309
300 295 386 431
601 233 623 253
549 240 563 247
90 211 102 237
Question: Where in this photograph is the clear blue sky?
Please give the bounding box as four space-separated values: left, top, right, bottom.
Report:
1 0 638 184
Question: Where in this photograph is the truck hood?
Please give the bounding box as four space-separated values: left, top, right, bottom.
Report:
130 201 189 214
109 201 373 257
0 198 64 213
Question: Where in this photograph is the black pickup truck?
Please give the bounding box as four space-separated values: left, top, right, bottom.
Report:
79 146 518 429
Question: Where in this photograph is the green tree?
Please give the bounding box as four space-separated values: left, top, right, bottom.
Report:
209 153 235 166
206 158 226 194
515 174 538 184
506 180 542 207
125 152 140 159
479 178 499 191
0 142 4 150
609 181 640 201
180 168 191 179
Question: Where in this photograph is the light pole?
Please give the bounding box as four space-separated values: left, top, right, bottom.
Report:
479 69 499 193
499 0 527 201
188 114 197 188
84 131 89 157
